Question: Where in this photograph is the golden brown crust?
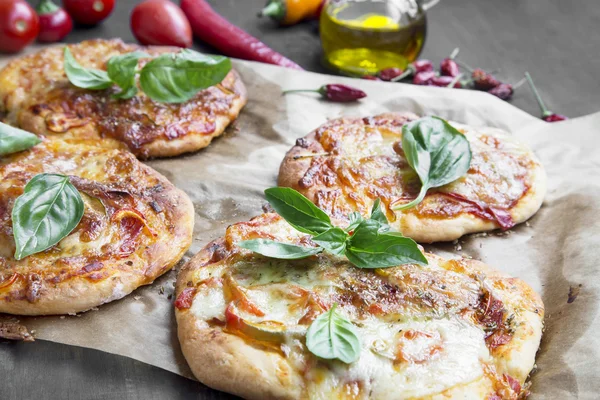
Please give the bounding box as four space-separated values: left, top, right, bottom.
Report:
0 39 248 159
278 113 546 243
0 139 194 315
176 214 544 399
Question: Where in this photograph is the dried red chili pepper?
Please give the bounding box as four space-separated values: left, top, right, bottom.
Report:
361 75 380 81
391 59 433 81
283 84 367 102
524 72 568 122
440 48 460 77
431 75 462 88
378 67 403 81
488 83 513 100
412 70 436 85
472 68 501 90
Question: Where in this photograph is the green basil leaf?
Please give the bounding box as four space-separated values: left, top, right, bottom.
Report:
107 51 149 99
238 239 322 259
394 116 472 210
265 187 332 235
63 47 113 90
345 220 427 268
139 49 232 103
370 198 388 225
306 303 361 364
346 211 363 232
12 174 84 260
312 227 348 255
0 122 41 156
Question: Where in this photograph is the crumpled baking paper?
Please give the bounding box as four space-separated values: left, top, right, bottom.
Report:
1 50 599 399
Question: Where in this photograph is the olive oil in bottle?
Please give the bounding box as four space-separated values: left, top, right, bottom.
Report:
320 0 427 75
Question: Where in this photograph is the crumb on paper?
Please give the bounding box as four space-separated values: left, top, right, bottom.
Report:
60 316 65 319
0 318 34 342
525 221 531 227
568 284 582 304
158 286 165 296
91 307 99 311
134 296 141 301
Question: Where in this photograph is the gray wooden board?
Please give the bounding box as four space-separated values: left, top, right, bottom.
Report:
1 0 599 398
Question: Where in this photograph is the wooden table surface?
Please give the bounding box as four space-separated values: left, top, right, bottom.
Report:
1 0 598 399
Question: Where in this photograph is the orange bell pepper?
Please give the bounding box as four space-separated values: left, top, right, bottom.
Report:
260 0 325 25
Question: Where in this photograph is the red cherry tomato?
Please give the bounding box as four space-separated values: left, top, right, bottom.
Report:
130 0 192 48
63 0 114 25
36 0 72 42
0 0 39 53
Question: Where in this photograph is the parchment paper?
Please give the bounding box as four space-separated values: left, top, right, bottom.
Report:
1 52 599 399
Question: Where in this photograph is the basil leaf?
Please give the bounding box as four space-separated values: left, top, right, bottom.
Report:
265 187 332 235
394 116 472 210
345 220 427 268
63 47 113 90
12 174 84 260
312 227 348 255
306 303 361 364
0 122 41 156
370 199 388 225
139 49 232 103
238 239 322 259
346 211 363 232
107 51 149 99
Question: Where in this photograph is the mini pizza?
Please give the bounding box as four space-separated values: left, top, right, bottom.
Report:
0 138 194 315
278 112 546 243
175 213 544 399
0 39 247 159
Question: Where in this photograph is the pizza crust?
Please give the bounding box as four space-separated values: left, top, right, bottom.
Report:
0 139 194 315
175 214 544 399
278 113 547 243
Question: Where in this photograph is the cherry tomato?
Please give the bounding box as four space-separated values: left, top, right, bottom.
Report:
36 0 72 42
0 0 39 53
130 0 192 48
63 0 114 25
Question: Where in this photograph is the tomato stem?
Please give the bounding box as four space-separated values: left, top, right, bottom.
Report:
36 0 60 14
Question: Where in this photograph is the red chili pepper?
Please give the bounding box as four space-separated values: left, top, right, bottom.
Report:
378 67 403 81
524 72 568 122
472 68 501 90
412 70 436 85
361 75 380 81
430 75 462 88
488 83 513 100
440 47 460 77
283 84 367 102
180 0 302 70
391 59 433 82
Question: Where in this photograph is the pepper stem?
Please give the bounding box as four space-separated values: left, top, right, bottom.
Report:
524 72 552 117
449 47 460 60
260 1 286 21
512 77 526 90
456 60 474 73
447 73 463 88
282 88 321 95
36 0 60 14
391 66 415 82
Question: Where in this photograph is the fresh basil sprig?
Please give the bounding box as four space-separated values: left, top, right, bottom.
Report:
63 47 232 103
0 122 41 156
306 303 361 364
12 174 84 260
238 188 427 269
392 116 472 210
